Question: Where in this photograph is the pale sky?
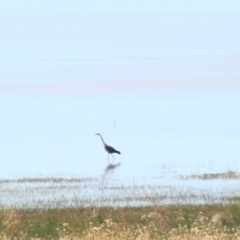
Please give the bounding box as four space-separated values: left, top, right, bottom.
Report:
1 1 240 16
0 0 240 90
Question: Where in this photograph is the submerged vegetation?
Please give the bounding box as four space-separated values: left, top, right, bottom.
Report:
180 171 240 180
1 173 240 239
1 205 240 239
1 171 240 209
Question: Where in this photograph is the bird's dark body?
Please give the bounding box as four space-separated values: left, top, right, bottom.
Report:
105 145 121 154
95 133 121 163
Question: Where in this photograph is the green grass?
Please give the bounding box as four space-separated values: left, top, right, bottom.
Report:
1 204 240 239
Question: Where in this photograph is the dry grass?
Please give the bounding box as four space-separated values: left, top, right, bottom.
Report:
1 205 240 239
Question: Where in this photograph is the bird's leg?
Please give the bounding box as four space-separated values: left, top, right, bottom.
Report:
108 154 109 165
111 154 114 162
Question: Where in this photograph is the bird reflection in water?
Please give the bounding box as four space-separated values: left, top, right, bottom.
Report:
105 162 121 172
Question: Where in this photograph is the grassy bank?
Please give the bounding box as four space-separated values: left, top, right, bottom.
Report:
1 204 240 239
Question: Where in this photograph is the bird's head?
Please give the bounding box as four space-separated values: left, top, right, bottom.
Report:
95 133 100 136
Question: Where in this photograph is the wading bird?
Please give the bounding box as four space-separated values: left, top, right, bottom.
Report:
95 133 121 163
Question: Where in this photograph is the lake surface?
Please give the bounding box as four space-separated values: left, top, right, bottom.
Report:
1 0 240 208
0 88 240 208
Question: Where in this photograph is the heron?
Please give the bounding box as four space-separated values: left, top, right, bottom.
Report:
95 133 121 163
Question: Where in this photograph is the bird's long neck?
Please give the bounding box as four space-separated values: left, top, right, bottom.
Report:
98 134 106 146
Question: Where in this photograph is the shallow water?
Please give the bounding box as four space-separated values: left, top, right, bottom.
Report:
1 89 240 179
0 89 240 208
1 0 240 208
1 171 240 209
